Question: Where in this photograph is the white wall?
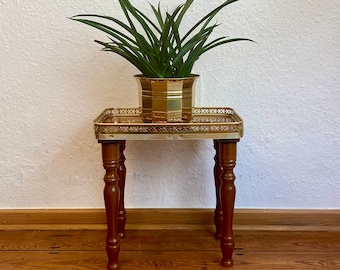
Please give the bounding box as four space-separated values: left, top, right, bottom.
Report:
1 0 339 209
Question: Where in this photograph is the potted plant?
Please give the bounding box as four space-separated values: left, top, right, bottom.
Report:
71 0 252 122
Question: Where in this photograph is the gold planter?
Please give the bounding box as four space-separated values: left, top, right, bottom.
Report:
135 75 199 123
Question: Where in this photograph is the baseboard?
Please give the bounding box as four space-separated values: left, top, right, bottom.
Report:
0 208 339 231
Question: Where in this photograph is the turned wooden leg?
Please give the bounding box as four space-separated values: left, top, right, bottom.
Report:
102 142 121 270
214 140 223 239
219 139 239 267
118 140 127 238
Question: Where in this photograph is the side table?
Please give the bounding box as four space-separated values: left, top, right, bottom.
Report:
94 107 243 270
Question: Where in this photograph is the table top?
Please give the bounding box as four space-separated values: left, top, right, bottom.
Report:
94 107 243 140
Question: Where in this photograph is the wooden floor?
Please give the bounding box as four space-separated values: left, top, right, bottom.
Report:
0 209 339 269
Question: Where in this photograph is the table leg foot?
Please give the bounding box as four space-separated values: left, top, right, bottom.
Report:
220 241 234 267
221 259 234 267
106 244 120 270
107 263 120 270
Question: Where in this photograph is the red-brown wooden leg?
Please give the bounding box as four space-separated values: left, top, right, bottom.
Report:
102 142 121 270
219 139 239 267
118 140 127 238
214 140 223 239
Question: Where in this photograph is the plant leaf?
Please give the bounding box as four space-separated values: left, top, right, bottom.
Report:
71 0 253 78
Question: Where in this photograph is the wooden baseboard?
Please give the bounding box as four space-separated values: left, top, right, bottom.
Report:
0 208 339 231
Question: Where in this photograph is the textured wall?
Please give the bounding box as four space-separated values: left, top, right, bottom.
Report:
0 0 339 209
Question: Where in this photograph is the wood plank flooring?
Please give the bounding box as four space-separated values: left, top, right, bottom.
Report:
0 209 339 269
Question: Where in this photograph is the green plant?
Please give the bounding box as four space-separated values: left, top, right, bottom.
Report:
71 0 252 78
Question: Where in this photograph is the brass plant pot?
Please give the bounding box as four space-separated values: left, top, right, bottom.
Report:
135 74 199 123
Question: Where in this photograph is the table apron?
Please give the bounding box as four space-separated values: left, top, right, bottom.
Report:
97 133 242 141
